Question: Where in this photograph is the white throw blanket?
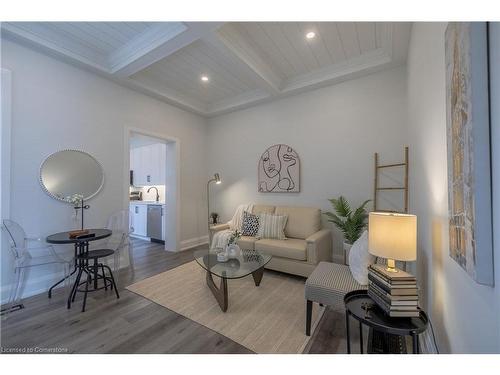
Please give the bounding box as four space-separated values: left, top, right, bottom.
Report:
211 203 253 250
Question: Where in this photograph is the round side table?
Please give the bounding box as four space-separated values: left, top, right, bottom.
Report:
47 229 112 309
344 289 428 354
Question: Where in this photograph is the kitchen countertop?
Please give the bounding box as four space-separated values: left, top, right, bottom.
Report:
129 201 165 205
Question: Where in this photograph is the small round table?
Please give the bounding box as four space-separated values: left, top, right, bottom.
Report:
344 290 428 354
46 229 112 309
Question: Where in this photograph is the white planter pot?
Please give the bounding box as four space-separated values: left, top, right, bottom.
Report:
226 243 242 259
343 242 353 265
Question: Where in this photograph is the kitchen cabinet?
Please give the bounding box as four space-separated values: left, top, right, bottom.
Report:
130 143 166 186
130 202 166 241
130 203 147 237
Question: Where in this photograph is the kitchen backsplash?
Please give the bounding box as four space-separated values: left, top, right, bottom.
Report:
130 185 165 202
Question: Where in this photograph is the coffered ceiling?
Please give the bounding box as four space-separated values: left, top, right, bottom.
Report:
1 22 411 117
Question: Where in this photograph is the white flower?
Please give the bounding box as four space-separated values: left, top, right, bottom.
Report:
66 193 84 206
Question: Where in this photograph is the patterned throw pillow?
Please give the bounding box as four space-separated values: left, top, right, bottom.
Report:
257 213 288 240
241 211 260 237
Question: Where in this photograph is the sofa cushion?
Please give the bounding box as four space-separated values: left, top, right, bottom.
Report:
252 205 275 215
257 213 288 240
255 238 307 261
275 206 321 240
237 236 258 250
241 211 260 237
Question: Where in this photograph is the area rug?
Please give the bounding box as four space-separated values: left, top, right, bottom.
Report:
127 261 324 354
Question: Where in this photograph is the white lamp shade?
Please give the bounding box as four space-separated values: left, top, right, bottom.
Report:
368 212 417 261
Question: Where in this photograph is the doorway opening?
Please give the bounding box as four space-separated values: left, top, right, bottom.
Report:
125 129 180 252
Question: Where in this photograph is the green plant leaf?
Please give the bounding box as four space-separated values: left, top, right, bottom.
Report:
323 212 345 230
325 197 370 244
328 196 351 218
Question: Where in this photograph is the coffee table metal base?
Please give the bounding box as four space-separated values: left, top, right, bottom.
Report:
206 266 264 312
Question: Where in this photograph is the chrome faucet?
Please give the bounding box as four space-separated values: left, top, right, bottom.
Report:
147 186 160 202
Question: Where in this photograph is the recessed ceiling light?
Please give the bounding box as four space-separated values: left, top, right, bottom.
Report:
201 75 209 82
306 31 316 39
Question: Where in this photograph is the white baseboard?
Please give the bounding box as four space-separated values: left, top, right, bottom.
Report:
131 234 207 252
0 270 66 304
180 235 208 251
0 255 130 305
130 233 150 241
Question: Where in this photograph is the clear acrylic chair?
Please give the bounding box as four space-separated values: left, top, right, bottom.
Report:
1 219 71 316
97 209 135 283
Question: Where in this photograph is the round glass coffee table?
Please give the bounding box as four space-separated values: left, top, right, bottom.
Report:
194 249 272 312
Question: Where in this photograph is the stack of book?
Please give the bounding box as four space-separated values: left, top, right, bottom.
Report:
368 264 419 318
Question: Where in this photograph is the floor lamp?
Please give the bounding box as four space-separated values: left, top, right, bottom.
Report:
207 173 221 245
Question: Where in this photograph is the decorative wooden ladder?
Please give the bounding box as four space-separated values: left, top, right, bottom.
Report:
373 146 409 213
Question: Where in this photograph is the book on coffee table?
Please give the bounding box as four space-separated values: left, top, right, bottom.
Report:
69 229 90 238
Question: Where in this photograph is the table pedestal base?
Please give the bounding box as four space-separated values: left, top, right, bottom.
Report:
205 266 265 312
206 271 228 312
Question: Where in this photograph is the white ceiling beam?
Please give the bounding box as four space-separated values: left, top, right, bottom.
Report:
112 22 225 78
203 25 282 95
1 23 109 72
108 23 187 74
206 50 397 117
282 48 392 93
208 89 271 117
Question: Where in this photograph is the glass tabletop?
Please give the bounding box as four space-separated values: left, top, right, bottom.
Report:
194 249 272 279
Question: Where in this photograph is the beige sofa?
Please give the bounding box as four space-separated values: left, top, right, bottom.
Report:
210 204 332 277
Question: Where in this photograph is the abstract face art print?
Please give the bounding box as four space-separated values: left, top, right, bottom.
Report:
258 144 300 193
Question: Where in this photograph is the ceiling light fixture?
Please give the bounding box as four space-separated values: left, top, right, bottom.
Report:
306 31 316 39
201 75 209 82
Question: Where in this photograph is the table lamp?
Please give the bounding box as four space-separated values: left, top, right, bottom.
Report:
368 212 417 272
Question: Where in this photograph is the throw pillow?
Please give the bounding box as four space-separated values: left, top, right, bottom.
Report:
348 231 376 285
257 213 288 240
241 211 260 237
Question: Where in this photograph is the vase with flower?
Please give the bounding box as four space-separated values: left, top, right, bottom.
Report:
226 230 242 259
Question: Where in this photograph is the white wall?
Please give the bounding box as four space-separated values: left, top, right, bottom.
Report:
1 69 12 300
407 23 500 353
490 22 500 352
207 67 408 257
0 39 208 300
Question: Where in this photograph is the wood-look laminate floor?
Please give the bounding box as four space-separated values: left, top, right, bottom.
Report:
0 239 355 354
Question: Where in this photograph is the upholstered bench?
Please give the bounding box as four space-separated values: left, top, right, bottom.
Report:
305 261 366 336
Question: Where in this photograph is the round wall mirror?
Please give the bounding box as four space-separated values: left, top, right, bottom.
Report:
39 150 104 203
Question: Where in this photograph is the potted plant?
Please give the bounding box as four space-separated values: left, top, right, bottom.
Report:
210 212 219 225
323 196 370 264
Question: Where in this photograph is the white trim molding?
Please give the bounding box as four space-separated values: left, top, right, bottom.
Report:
124 127 182 252
179 235 209 251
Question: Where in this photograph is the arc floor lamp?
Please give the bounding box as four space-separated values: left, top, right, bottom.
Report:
207 173 221 244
